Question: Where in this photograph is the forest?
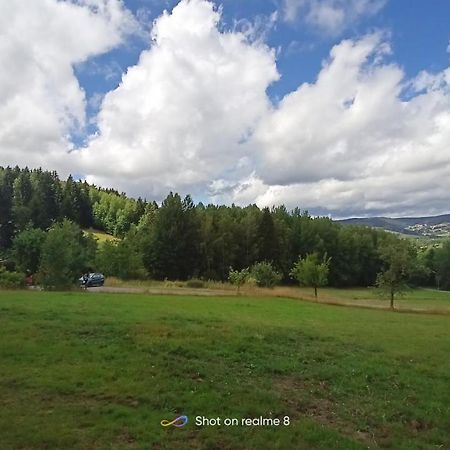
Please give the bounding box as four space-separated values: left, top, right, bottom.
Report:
1 166 449 291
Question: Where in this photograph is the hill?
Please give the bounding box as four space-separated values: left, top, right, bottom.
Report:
337 214 450 238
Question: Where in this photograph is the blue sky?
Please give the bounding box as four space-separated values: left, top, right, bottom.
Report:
76 0 450 109
1 0 450 217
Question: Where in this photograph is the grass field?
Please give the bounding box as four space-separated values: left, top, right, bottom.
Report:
260 286 450 314
105 278 450 314
0 291 449 449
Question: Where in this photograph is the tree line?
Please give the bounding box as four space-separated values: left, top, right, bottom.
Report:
1 166 450 294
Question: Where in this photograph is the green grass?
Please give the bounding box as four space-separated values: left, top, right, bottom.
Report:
0 291 449 449
244 286 450 314
295 286 450 311
105 279 450 313
82 228 119 243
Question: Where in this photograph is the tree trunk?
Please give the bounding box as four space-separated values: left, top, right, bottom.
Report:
314 286 318 301
390 287 394 310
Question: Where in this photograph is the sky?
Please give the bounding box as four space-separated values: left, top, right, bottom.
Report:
1 0 449 218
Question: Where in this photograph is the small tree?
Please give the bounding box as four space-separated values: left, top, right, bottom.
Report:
12 227 46 273
251 262 281 288
39 220 96 289
228 267 250 293
290 253 330 300
376 238 416 309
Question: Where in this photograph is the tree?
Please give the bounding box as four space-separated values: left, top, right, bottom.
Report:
257 208 278 263
96 238 146 280
39 220 96 289
433 240 450 290
0 167 18 249
228 267 250 293
12 227 46 273
375 237 417 309
290 253 330 300
144 193 200 280
12 169 33 231
251 261 281 288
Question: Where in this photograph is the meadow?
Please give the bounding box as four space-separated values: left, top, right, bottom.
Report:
0 290 449 449
105 278 450 314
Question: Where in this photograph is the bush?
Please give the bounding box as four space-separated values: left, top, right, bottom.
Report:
250 262 281 288
186 279 205 288
0 268 25 289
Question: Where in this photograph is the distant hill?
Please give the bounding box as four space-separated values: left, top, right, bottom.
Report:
337 214 450 238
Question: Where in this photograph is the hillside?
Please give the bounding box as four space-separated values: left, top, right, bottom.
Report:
337 214 450 238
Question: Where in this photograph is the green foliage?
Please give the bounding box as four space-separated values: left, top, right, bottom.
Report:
251 261 282 288
0 267 25 288
39 220 96 289
228 267 250 292
12 227 46 273
376 237 417 308
90 188 146 237
0 167 426 289
290 253 331 299
96 239 146 280
433 240 450 290
62 176 93 228
258 207 279 262
143 193 200 280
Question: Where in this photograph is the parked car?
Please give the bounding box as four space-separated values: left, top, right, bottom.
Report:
79 272 105 287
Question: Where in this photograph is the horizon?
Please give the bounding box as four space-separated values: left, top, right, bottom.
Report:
1 0 449 218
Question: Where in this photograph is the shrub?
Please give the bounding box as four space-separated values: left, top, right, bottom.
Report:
250 262 281 288
186 279 204 288
0 268 25 289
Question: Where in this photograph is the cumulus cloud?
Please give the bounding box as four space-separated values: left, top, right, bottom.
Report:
2 0 450 218
282 0 386 35
245 34 450 216
80 0 279 198
0 0 138 172
67 1 450 216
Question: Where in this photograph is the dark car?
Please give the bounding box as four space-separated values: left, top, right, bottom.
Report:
79 272 105 287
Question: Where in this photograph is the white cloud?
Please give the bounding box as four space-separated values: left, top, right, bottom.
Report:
245 34 450 216
282 0 386 35
2 0 450 218
0 0 138 172
80 0 279 198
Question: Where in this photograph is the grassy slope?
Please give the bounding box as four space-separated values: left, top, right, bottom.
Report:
0 291 449 449
82 228 119 243
260 286 450 313
104 279 450 313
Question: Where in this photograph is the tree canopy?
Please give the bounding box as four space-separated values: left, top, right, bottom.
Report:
1 166 447 294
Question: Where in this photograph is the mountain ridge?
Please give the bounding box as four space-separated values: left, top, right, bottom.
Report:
337 213 450 237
